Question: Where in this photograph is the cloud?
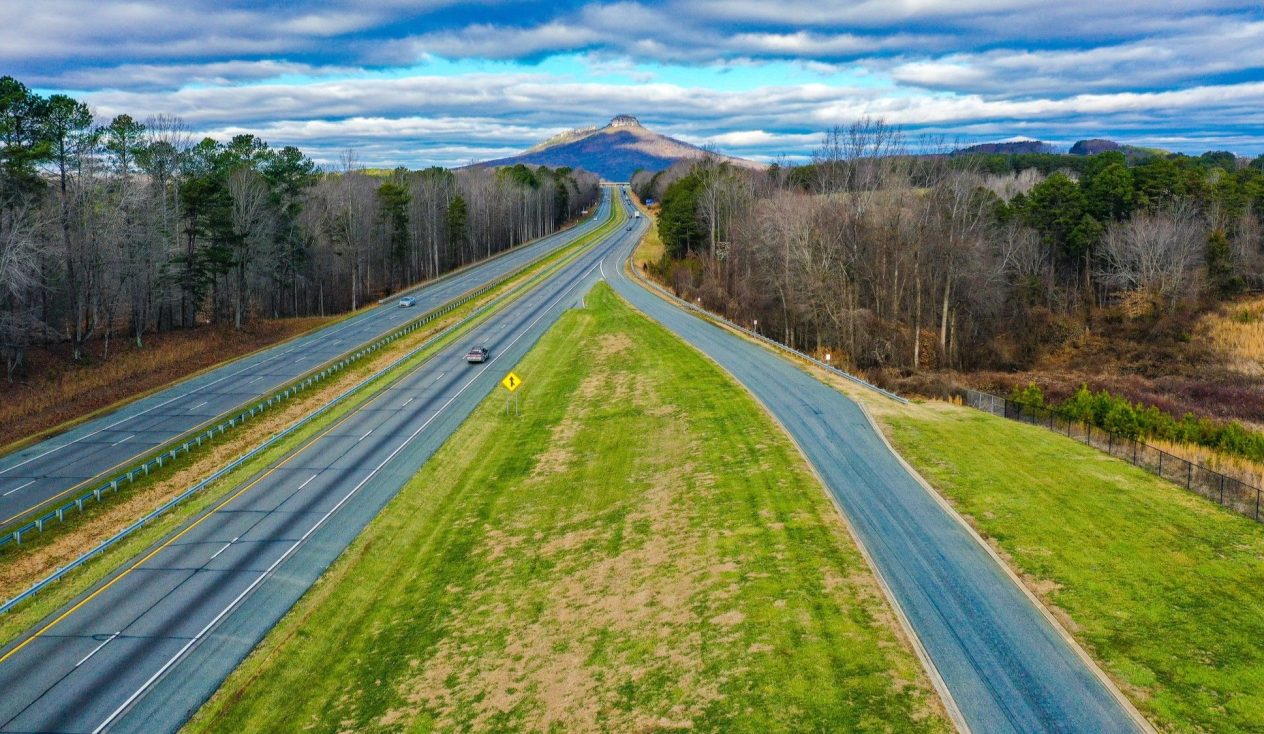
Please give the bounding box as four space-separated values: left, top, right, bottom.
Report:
5 0 1264 161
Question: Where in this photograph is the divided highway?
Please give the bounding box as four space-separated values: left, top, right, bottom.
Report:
602 204 1143 733
0 188 1146 734
0 192 612 530
0 189 633 734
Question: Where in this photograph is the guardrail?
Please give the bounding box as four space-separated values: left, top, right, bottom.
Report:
960 388 1264 524
0 205 617 549
622 217 906 404
0 219 622 615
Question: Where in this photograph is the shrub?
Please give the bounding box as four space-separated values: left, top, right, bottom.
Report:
1029 383 1264 465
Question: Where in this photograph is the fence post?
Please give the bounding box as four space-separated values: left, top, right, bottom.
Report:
1220 475 1226 505
1133 439 1138 465
1187 462 1192 490
1158 452 1163 476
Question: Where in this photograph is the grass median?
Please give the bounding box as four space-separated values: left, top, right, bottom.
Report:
0 209 622 650
185 283 949 733
861 397 1264 734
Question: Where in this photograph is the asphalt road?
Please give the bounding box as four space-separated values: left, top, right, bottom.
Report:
602 210 1142 733
0 191 632 734
0 192 612 530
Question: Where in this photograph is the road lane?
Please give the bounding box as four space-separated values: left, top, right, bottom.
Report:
0 192 612 528
0 190 630 734
602 207 1142 733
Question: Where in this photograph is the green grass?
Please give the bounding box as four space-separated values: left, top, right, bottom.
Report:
185 284 949 734
878 400 1264 733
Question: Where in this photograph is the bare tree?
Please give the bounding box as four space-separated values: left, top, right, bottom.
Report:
1098 203 1205 309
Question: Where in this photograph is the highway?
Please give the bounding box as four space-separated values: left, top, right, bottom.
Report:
0 191 612 530
0 190 631 734
601 202 1143 733
0 189 1145 734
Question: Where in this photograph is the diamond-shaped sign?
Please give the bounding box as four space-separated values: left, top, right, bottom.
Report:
501 372 522 393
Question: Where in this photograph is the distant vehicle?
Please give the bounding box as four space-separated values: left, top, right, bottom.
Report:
465 346 489 363
398 296 417 308
634 212 641 218
627 225 633 231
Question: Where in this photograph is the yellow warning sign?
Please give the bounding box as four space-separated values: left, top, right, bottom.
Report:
501 372 523 393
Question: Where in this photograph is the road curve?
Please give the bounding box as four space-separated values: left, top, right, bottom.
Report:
0 193 612 529
602 203 1143 734
0 189 633 734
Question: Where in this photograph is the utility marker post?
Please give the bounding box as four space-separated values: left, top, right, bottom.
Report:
502 371 523 417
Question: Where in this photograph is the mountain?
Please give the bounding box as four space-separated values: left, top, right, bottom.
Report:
474 115 764 181
953 138 1057 155
1069 138 1121 156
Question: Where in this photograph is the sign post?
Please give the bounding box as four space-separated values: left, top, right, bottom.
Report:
501 371 522 416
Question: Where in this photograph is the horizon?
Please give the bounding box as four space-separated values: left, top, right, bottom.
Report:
6 1 1264 168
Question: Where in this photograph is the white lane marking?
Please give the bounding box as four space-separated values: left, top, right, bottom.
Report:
599 259 606 279
247 376 264 384
188 401 208 412
401 397 414 408
358 429 374 442
0 200 610 482
208 537 239 561
111 435 135 447
76 632 120 668
297 474 318 490
91 240 611 734
3 480 35 497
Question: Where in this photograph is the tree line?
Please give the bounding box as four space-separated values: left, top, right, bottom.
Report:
0 76 598 379
632 119 1264 372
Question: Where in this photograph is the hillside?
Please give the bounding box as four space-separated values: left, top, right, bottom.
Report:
476 115 764 181
954 138 1056 155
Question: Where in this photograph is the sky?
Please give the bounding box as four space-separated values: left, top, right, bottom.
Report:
5 0 1264 168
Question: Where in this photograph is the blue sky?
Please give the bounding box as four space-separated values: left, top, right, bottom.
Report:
6 0 1264 167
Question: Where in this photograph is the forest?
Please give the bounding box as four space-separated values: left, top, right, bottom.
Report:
0 75 599 380
632 119 1264 375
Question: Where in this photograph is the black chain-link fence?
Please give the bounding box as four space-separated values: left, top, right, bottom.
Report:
960 388 1263 523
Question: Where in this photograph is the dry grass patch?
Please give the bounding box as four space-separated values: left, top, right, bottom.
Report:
1200 296 1264 377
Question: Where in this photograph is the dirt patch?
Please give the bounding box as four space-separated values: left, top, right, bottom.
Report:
393 403 739 732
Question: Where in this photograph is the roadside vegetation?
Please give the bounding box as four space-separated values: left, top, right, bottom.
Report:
0 74 598 387
631 121 1264 472
0 216 618 647
1202 294 1264 377
0 315 329 451
186 284 949 733
851 393 1264 734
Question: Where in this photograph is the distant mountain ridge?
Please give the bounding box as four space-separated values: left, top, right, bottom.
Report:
953 137 1172 158
954 139 1057 155
475 115 764 181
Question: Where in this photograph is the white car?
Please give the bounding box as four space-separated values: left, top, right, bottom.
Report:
399 296 417 308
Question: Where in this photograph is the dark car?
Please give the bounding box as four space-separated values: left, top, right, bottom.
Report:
465 346 489 363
